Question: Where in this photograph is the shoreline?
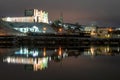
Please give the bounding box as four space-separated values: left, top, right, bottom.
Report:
0 35 119 46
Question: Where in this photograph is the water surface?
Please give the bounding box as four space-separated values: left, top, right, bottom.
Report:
0 45 120 80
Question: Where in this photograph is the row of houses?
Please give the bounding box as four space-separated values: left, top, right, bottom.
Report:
61 23 120 38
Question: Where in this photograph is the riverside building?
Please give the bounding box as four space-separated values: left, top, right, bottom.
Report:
1 9 55 34
2 9 48 23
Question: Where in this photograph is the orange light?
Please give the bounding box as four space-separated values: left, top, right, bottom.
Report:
59 28 62 32
43 27 47 31
58 47 62 56
43 48 46 57
108 28 112 32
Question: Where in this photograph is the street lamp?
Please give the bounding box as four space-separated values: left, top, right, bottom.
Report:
58 28 62 33
43 27 47 31
43 27 47 33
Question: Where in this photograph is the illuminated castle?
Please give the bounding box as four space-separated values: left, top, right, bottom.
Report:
2 9 48 23
0 9 56 34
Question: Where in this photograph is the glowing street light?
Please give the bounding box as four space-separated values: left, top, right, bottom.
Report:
43 27 47 33
108 28 112 32
43 48 46 57
43 27 47 31
58 28 62 33
58 47 62 56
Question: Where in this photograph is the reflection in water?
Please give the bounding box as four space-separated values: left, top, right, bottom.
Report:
15 47 39 57
2 46 120 71
3 57 48 71
43 48 46 57
58 47 62 56
88 46 120 56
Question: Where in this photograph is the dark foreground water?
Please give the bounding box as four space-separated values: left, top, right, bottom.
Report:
0 45 120 80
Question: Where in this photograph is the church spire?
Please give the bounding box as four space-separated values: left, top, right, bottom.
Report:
59 12 63 23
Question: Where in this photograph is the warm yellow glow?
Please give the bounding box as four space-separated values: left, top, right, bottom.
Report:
90 47 95 56
33 60 43 71
43 27 47 31
107 34 110 38
58 47 62 56
43 48 46 57
108 28 112 32
90 31 96 36
59 28 62 32
106 46 110 52
34 63 42 71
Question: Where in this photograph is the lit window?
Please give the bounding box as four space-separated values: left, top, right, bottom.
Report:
6 17 11 22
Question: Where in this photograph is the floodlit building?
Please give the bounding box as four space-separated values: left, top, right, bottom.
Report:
3 56 48 71
0 9 56 34
1 20 55 34
97 27 111 38
84 24 97 37
2 9 48 23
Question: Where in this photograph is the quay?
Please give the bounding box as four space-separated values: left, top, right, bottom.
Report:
0 34 119 46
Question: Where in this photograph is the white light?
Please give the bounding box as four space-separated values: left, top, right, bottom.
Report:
33 51 38 57
6 17 11 22
7 57 11 63
118 48 120 52
43 58 47 63
49 57 51 61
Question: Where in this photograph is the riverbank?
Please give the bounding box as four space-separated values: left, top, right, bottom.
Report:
0 34 119 46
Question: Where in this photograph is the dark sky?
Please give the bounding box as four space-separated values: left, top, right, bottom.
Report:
0 0 120 26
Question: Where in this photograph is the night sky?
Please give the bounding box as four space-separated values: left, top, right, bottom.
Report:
0 0 120 26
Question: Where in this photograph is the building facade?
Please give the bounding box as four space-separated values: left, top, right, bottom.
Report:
2 9 48 23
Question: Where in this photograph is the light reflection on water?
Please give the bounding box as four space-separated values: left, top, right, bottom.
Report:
1 45 120 71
